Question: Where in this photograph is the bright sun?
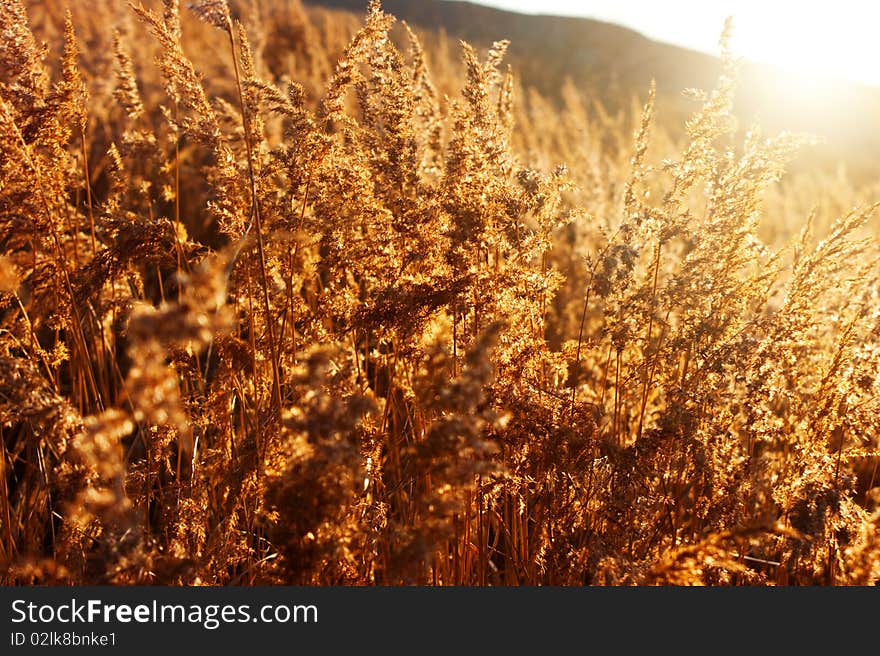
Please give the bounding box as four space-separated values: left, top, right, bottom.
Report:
465 1 880 87
729 5 880 86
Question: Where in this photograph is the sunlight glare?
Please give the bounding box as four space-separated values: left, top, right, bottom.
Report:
459 1 880 86
728 6 880 86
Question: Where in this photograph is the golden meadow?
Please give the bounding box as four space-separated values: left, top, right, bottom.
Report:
1 0 878 585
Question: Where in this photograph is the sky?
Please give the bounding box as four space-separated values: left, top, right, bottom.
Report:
449 1 880 87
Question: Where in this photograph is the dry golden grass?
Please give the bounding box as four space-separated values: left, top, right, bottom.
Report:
0 0 878 585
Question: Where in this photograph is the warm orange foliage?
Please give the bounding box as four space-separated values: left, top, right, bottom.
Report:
1 0 878 585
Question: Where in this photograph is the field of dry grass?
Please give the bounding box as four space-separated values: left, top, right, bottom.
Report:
1 0 879 585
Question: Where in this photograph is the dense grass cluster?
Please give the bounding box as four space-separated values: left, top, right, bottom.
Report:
1 0 878 585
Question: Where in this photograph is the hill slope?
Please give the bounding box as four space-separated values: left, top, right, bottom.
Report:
309 0 880 174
